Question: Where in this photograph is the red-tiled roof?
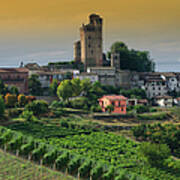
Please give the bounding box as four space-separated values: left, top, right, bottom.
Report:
99 95 127 101
0 68 29 73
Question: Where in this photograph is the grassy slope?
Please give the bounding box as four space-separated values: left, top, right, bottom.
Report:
0 150 74 180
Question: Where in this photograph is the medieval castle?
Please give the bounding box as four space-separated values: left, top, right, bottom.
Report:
74 14 120 70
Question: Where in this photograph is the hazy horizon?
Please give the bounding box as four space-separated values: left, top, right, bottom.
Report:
0 0 180 72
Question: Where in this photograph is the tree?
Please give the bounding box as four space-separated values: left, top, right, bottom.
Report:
49 79 59 96
140 142 171 167
25 100 48 116
108 41 155 72
9 86 19 95
57 80 73 101
18 94 27 107
5 93 17 108
80 79 92 96
71 78 82 97
0 95 5 117
28 74 43 96
106 104 114 114
0 79 9 96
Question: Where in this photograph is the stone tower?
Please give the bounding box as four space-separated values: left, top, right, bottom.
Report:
73 41 81 63
111 53 120 70
80 14 103 69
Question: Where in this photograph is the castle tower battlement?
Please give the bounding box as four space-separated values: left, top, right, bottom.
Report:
79 14 103 69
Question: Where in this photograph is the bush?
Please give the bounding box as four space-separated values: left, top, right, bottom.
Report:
5 93 17 108
49 100 65 109
90 105 102 112
134 105 149 113
0 96 5 117
70 97 89 110
140 142 171 167
20 110 36 122
25 100 48 116
8 108 23 118
18 94 27 107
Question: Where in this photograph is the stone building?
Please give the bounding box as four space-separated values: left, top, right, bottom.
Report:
0 68 29 94
74 14 103 69
73 41 81 63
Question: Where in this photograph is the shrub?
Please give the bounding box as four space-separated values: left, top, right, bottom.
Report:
49 100 65 109
70 97 89 109
18 94 27 107
20 110 36 122
139 142 171 167
0 96 5 117
25 100 48 116
5 93 17 108
8 108 23 118
106 104 114 114
90 105 102 112
134 105 149 113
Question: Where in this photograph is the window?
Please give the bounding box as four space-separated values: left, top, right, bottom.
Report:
153 87 155 90
159 87 161 90
88 36 91 40
91 50 93 55
111 101 115 106
121 107 124 111
88 44 91 48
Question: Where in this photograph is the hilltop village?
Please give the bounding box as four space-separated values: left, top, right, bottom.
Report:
0 13 180 180
1 14 180 109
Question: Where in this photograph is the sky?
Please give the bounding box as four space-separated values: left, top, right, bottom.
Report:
0 0 180 71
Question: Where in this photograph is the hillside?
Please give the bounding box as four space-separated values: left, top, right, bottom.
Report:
0 150 74 180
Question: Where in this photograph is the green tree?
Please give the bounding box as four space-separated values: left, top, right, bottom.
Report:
28 74 43 96
9 86 19 95
57 80 73 102
80 79 92 96
71 78 82 97
49 79 59 96
0 95 5 117
106 104 114 114
0 79 9 95
25 100 48 116
140 142 171 167
108 41 155 72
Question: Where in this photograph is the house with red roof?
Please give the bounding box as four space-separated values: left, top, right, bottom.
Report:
98 95 127 114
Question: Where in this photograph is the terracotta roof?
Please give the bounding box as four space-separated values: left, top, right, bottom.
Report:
155 95 173 99
176 97 180 101
0 68 29 73
138 99 148 103
99 95 127 101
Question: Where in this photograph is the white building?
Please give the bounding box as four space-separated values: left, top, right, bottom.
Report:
74 72 99 83
155 96 173 107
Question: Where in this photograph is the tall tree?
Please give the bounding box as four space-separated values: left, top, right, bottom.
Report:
28 74 43 96
108 41 155 72
49 79 59 96
57 80 73 101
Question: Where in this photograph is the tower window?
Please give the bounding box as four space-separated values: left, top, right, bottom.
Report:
88 36 91 40
88 44 91 48
91 50 93 54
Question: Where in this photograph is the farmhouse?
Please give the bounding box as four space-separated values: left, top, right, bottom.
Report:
98 95 127 114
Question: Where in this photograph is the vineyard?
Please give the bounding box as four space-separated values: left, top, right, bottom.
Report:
0 150 73 180
0 118 180 180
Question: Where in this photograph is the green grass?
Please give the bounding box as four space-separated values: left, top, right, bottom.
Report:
0 150 74 180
